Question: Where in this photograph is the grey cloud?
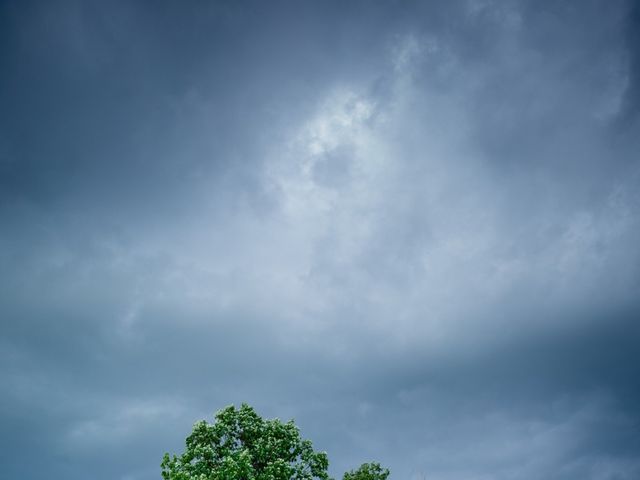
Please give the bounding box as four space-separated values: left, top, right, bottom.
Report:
1 1 640 480
619 0 640 125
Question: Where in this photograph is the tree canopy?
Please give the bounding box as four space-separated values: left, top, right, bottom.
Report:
162 403 389 480
161 404 331 480
342 463 390 480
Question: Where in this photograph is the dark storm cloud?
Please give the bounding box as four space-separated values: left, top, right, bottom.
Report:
1 1 640 480
619 0 640 124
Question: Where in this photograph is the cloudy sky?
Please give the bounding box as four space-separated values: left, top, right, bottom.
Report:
1 1 640 479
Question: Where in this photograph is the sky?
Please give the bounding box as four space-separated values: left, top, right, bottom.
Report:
1 1 640 479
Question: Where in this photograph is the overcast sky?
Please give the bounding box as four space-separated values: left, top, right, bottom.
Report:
1 1 640 479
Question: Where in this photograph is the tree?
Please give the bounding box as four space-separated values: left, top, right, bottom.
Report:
161 403 331 480
343 463 390 480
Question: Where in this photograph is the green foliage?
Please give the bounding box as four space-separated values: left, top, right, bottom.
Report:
161 403 331 480
342 463 390 480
